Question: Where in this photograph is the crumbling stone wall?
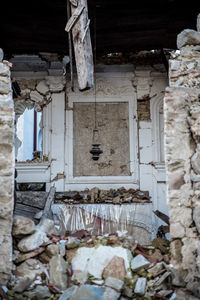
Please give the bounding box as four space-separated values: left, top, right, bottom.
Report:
0 62 14 284
165 17 200 297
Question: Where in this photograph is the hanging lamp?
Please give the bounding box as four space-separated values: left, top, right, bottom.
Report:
89 5 103 161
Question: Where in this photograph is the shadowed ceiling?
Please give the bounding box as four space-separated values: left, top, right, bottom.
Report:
1 0 199 55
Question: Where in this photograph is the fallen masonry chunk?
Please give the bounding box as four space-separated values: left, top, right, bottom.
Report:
49 254 68 290
134 277 147 295
131 254 150 272
12 215 35 237
102 256 126 280
102 287 120 300
105 277 124 292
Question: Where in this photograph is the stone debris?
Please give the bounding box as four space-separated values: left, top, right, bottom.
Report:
177 29 200 49
7 215 180 299
131 254 151 271
134 277 147 295
55 187 151 205
104 277 124 291
12 215 36 237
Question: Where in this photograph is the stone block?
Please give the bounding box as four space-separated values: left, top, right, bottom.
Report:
105 277 124 291
102 256 126 280
131 254 150 272
177 29 200 49
36 80 49 95
49 254 68 290
134 277 147 295
170 223 185 239
12 215 35 237
170 239 182 264
0 63 10 76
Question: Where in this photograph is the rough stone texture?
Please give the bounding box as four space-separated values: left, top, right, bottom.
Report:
102 256 126 280
134 277 147 295
12 215 35 237
177 29 200 49
104 277 124 291
71 245 132 280
0 62 14 284
165 30 200 296
137 98 150 121
73 102 130 176
131 254 150 271
17 218 54 252
49 254 68 290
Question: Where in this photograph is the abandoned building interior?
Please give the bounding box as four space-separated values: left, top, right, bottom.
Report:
1 0 200 299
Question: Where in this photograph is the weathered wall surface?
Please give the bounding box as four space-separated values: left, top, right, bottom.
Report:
0 62 14 284
165 29 200 296
73 102 130 176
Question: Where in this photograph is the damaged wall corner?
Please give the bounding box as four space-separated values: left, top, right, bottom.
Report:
0 61 15 284
164 15 200 298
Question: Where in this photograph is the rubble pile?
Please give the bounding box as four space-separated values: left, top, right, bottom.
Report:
1 215 181 300
55 187 151 205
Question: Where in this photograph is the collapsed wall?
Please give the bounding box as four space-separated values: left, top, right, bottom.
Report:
0 61 14 284
165 17 200 297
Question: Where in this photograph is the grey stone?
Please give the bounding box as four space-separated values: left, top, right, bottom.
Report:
15 259 46 282
0 62 9 76
58 286 78 300
32 285 51 299
193 204 200 233
12 216 35 237
134 277 147 295
17 230 49 252
177 29 200 49
102 287 120 300
49 254 68 290
0 80 10 94
13 276 33 293
36 80 49 95
105 277 124 292
170 60 180 71
17 218 54 252
131 254 150 272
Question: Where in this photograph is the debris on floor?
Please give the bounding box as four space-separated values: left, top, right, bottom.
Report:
5 215 180 300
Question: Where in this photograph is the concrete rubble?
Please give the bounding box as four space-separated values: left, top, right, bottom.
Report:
0 215 181 300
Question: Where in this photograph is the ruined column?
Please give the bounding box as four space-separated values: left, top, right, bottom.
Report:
164 14 200 298
0 61 14 284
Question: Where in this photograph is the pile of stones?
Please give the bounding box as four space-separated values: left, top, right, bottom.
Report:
3 215 179 300
55 187 151 205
